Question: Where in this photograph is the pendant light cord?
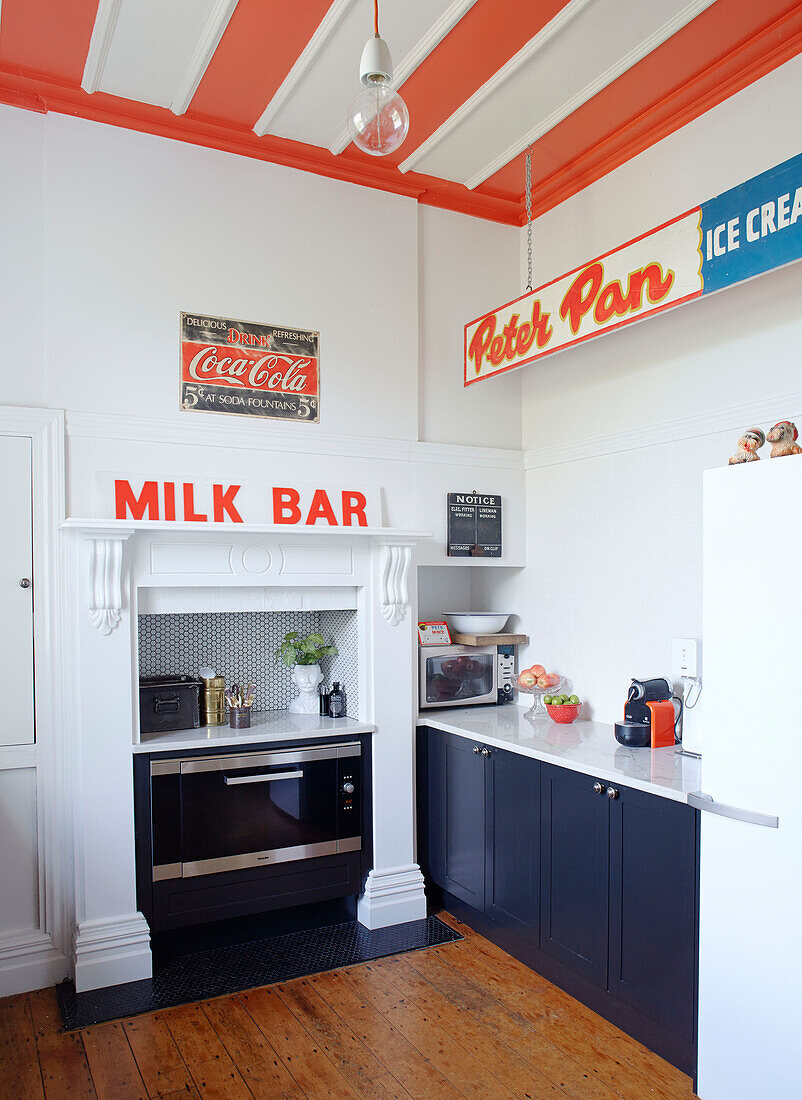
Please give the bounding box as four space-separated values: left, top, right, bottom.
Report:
374 0 380 37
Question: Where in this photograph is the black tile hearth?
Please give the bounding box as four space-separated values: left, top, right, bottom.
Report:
56 915 461 1030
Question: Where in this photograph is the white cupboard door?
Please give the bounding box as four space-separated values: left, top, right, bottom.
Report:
0 768 39 936
0 436 34 746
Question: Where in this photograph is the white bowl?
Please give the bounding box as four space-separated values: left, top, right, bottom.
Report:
444 612 510 634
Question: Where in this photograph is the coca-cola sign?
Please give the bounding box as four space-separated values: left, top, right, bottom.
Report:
180 312 319 422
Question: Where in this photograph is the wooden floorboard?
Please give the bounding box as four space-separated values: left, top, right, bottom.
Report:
0 912 698 1100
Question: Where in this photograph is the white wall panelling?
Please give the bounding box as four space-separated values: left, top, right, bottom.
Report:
417 206 523 451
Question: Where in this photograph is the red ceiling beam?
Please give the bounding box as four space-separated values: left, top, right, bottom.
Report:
0 65 522 226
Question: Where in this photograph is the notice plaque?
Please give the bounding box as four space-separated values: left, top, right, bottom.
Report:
180 311 319 422
447 493 502 557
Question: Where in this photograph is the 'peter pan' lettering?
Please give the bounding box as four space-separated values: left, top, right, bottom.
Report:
559 261 674 335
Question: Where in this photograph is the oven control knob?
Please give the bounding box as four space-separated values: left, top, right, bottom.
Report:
342 782 355 795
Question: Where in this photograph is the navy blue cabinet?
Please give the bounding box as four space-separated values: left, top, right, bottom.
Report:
419 732 699 1076
609 783 697 1041
540 763 610 987
485 744 539 942
419 729 539 938
438 732 487 909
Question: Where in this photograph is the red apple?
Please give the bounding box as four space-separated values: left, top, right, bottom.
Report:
517 670 537 689
529 664 546 678
543 672 561 688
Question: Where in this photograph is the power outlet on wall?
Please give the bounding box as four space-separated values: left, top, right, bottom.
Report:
672 638 699 679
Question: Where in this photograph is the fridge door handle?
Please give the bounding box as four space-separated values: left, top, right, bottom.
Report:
688 791 779 828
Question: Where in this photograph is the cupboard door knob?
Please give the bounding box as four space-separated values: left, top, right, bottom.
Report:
593 781 604 794
606 786 619 799
480 747 491 757
473 745 481 755
19 578 31 589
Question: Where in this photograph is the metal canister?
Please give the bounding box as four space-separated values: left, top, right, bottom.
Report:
200 676 226 726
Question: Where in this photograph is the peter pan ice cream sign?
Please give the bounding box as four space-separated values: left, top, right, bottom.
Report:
465 152 802 384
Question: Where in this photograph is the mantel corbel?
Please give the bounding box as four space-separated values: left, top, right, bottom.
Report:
378 541 414 627
81 529 134 635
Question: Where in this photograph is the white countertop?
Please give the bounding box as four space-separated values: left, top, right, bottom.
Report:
134 711 375 753
417 706 702 804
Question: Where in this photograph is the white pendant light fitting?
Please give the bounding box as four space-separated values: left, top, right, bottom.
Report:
347 0 410 157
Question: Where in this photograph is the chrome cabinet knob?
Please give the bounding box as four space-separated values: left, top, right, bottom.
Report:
342 782 355 795
593 781 604 794
606 786 619 799
19 578 31 589
480 747 491 757
473 745 481 755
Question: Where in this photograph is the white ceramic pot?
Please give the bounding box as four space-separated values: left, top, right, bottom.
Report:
289 662 323 714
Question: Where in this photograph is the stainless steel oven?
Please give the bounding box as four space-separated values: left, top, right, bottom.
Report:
150 741 361 881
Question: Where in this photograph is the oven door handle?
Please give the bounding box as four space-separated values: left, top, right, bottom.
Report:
223 770 304 786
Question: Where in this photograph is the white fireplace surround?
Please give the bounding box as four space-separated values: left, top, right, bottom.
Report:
64 517 431 991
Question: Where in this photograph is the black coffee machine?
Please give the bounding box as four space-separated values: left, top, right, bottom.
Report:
614 678 677 748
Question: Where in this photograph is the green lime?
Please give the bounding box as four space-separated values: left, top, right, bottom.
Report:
569 695 580 704
543 695 553 706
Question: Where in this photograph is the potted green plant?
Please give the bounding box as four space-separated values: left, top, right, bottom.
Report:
276 632 338 714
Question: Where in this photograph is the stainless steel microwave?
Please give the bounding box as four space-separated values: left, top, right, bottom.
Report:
419 644 515 709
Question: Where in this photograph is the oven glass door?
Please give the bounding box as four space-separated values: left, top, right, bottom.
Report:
424 650 495 705
178 743 360 878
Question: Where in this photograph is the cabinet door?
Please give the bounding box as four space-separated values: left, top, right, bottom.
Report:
485 747 539 941
0 435 34 746
609 787 698 1040
540 763 609 987
438 732 486 909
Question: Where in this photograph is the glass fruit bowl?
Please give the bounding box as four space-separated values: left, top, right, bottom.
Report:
517 677 563 717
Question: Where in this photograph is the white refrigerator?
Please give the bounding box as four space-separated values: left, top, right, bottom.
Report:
696 452 802 1098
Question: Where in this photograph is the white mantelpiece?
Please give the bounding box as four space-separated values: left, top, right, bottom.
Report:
64 519 431 991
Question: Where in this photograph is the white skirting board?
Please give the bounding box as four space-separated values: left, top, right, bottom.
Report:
0 931 70 997
72 912 152 993
357 864 428 930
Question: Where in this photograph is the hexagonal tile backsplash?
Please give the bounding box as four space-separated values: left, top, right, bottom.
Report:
138 610 358 716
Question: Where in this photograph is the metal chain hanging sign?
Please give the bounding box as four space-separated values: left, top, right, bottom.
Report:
464 150 802 387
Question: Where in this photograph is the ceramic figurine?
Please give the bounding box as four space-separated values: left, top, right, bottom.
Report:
767 420 802 458
728 427 765 464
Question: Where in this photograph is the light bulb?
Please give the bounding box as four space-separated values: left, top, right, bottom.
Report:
347 81 409 157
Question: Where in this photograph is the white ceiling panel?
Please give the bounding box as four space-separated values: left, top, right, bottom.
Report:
254 0 470 150
88 0 231 110
400 0 716 187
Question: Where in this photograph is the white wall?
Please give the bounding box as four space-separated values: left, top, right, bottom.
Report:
0 105 525 544
1 107 520 451
418 205 522 449
0 101 525 994
509 55 802 725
